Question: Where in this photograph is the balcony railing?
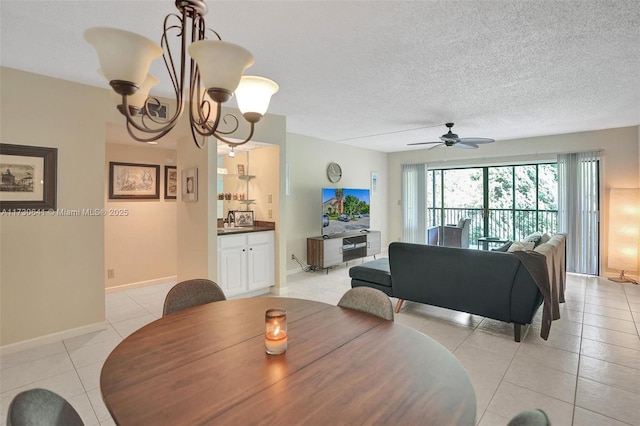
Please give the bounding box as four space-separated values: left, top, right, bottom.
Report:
427 207 558 248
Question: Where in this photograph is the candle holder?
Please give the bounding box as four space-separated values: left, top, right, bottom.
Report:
265 309 287 355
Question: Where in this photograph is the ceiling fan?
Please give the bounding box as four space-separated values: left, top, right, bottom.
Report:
407 123 495 149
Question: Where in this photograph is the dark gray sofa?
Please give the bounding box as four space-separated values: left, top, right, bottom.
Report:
350 237 567 341
349 258 393 296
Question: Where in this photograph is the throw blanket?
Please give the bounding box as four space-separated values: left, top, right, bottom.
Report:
513 250 560 340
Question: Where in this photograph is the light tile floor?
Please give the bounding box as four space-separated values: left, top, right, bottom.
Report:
1 262 639 425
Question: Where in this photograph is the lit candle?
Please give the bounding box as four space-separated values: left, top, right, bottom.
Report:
265 309 287 355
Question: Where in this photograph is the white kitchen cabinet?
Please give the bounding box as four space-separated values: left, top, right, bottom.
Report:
218 230 274 297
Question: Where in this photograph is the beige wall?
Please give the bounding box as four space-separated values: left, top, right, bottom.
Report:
244 145 280 224
285 133 389 274
219 146 280 223
176 112 287 290
104 143 177 288
387 126 640 277
176 134 217 282
1 66 635 349
0 68 107 347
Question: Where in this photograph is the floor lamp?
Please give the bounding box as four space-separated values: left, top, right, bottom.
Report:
608 188 639 284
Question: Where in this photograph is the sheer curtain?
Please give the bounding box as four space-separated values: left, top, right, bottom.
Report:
402 163 427 243
558 151 601 274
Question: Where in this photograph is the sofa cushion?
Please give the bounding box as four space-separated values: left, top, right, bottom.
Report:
492 241 513 252
349 258 392 287
508 241 535 252
522 231 544 247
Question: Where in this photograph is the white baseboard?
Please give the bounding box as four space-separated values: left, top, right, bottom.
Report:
105 276 177 294
269 285 288 296
0 321 108 356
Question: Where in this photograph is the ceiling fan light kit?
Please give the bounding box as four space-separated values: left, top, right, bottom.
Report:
407 122 495 150
84 0 278 149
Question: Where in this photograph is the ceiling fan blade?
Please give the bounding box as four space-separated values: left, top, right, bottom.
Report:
458 137 495 144
455 142 479 149
407 141 442 146
428 143 445 150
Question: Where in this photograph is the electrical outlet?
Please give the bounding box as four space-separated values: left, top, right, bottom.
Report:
268 194 272 203
291 254 295 260
107 269 115 279
268 209 272 218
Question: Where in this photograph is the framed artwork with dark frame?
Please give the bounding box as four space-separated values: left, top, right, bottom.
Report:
182 167 198 202
233 210 254 227
0 143 57 211
109 162 160 200
164 166 177 200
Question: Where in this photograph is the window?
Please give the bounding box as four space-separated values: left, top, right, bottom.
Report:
403 162 559 246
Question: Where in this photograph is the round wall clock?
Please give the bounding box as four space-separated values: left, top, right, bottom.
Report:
327 162 342 183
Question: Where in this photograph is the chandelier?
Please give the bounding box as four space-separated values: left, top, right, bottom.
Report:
84 0 279 149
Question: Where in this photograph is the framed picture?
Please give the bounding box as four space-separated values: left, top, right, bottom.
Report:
182 167 198 202
233 210 254 227
0 143 57 211
237 164 245 175
164 166 177 200
109 162 160 200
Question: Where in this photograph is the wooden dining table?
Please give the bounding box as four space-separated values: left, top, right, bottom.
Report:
100 297 476 425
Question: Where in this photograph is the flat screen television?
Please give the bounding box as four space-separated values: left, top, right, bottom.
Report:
322 187 370 236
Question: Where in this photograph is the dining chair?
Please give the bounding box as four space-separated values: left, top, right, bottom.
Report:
507 408 551 426
7 388 84 426
162 279 226 316
338 287 394 320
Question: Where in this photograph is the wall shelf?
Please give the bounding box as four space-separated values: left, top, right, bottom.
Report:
221 174 256 180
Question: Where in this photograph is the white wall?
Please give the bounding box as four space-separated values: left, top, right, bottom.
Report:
387 126 640 277
285 133 389 275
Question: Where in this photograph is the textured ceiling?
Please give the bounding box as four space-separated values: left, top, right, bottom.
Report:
1 1 639 152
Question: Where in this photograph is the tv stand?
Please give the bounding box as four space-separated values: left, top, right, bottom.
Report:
307 231 381 272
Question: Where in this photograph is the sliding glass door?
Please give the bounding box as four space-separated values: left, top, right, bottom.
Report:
427 168 485 243
403 157 600 273
407 162 560 247
486 164 558 241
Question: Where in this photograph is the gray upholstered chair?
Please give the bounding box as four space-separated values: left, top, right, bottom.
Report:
507 409 551 426
7 388 84 426
337 287 394 320
162 279 226 316
427 226 439 245
439 218 471 248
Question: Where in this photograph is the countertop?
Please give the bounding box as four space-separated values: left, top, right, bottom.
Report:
217 226 274 235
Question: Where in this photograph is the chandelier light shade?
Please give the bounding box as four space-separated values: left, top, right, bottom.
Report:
107 73 159 115
235 76 280 120
84 28 162 91
607 188 640 284
128 74 160 110
188 40 254 101
84 0 278 147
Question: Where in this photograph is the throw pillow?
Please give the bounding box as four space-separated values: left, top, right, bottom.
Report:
522 231 543 247
540 233 551 244
492 241 513 252
508 241 535 252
